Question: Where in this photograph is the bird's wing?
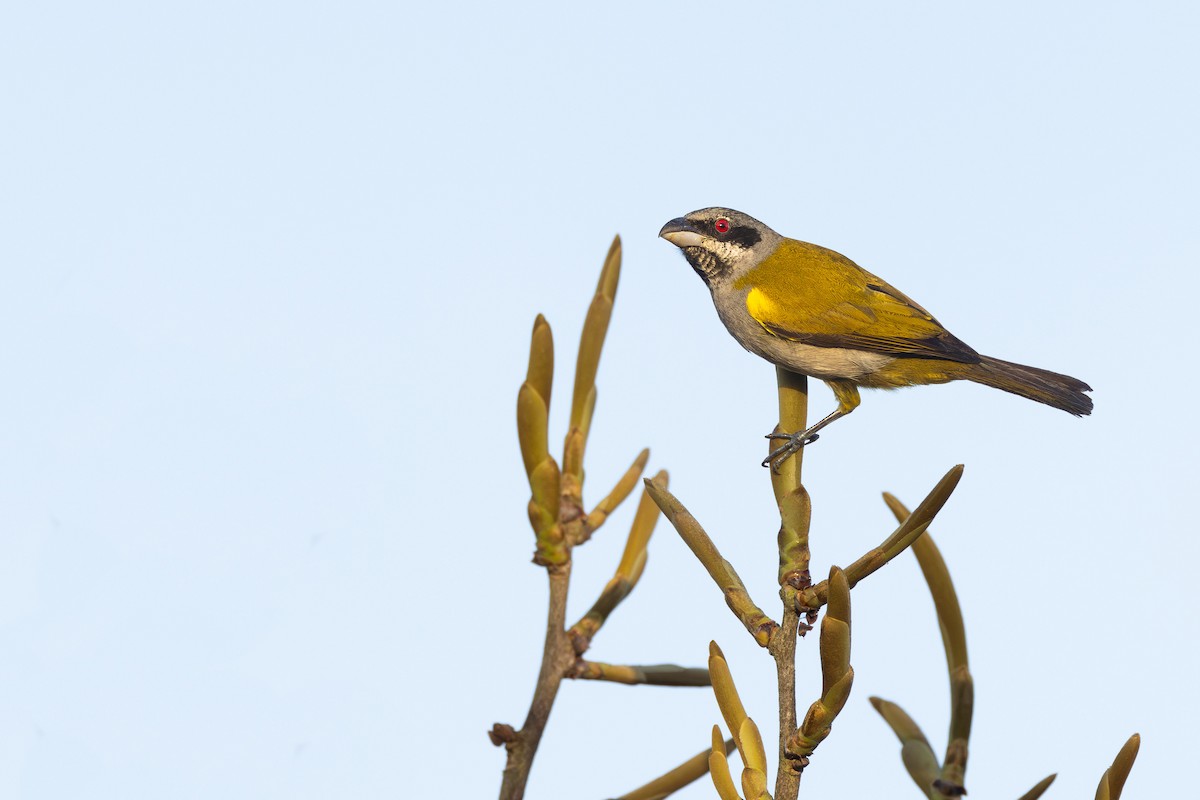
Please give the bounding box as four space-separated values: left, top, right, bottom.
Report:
737 239 980 363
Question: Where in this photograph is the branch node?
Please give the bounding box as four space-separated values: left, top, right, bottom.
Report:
488 723 518 747
781 569 811 591
932 778 967 796
567 627 589 656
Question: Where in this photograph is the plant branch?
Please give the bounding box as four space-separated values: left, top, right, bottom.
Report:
570 472 667 655
797 465 964 610
1095 733 1140 800
645 480 778 647
771 368 812 596
581 448 651 539
1015 774 1056 800
564 235 621 485
868 696 941 792
771 604 801 799
768 368 810 800
708 644 771 800
787 567 854 769
881 494 972 795
570 661 710 686
611 738 736 800
496 564 576 800
497 237 673 800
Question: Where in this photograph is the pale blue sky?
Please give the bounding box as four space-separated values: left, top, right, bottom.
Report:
1 1 1197 797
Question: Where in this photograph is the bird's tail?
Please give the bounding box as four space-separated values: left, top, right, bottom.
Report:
965 356 1093 416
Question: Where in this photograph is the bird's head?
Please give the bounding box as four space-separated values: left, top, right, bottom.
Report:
659 207 782 288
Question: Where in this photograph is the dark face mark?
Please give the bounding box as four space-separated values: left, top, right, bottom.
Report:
692 217 762 249
726 224 761 249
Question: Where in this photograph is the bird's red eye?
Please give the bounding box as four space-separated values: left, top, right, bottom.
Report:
714 218 731 234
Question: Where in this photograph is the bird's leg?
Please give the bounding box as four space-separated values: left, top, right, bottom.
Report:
763 380 861 472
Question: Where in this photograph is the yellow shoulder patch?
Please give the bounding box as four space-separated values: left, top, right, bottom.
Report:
745 287 782 336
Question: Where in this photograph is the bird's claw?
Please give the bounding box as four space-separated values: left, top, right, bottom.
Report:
761 431 819 472
765 431 819 443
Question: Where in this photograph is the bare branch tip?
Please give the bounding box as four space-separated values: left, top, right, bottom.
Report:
1015 773 1058 800
599 236 622 294
643 477 673 506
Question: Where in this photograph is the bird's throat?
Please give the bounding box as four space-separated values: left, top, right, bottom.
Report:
682 247 725 285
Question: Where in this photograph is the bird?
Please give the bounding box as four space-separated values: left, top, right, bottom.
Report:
658 207 1092 470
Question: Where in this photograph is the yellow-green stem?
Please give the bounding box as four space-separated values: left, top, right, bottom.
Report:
770 368 811 800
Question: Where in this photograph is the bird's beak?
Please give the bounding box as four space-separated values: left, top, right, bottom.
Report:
659 217 706 248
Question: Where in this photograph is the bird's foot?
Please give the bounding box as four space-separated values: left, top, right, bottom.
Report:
762 430 820 472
